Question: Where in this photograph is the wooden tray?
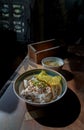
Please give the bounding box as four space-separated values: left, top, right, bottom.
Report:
28 39 66 64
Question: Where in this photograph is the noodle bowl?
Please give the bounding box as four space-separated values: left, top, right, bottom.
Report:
13 69 67 106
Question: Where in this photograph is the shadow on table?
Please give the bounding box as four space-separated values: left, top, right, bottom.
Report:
27 88 81 127
59 69 74 81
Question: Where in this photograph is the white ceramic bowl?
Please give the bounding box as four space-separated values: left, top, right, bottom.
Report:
13 68 67 107
41 57 64 71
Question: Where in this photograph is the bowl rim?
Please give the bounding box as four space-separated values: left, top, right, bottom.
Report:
13 68 67 106
41 57 64 68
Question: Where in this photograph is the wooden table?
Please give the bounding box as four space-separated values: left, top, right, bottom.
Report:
0 55 84 130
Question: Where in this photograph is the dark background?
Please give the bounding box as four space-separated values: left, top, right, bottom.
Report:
0 0 84 89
